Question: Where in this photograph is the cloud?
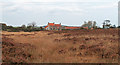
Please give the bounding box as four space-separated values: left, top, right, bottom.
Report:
1 0 118 13
2 1 118 17
1 0 118 26
91 2 118 9
1 0 119 2
3 2 85 14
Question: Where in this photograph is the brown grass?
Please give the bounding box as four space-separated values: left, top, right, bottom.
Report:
2 28 119 63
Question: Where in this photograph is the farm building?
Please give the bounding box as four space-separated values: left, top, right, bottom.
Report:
44 22 91 30
65 27 81 30
45 22 64 30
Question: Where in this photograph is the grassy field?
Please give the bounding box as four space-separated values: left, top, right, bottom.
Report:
2 28 119 63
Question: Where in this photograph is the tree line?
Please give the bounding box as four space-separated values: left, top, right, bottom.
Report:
2 22 44 32
81 20 118 29
1 20 119 32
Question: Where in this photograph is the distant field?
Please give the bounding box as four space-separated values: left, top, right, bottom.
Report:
2 28 119 63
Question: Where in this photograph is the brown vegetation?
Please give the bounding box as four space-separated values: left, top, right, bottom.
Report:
2 28 119 63
2 37 36 63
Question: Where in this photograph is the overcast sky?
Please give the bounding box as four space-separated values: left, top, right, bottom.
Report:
0 0 119 27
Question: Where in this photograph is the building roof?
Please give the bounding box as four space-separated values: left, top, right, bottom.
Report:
45 26 48 28
48 23 54 26
45 23 62 29
55 24 61 27
83 27 88 29
65 27 80 29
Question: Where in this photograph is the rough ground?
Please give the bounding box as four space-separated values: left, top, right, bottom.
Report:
2 28 119 63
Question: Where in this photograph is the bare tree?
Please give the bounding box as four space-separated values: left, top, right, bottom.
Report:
88 21 92 28
82 21 87 27
93 21 97 28
82 21 97 29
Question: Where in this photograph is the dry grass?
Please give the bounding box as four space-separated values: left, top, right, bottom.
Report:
2 28 119 63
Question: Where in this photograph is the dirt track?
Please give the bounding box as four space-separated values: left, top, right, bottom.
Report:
2 29 119 63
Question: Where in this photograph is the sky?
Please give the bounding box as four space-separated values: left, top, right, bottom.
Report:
0 0 119 27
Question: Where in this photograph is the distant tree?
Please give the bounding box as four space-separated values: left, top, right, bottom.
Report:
27 25 32 29
40 27 44 30
84 21 87 27
6 26 13 29
103 20 110 24
28 22 36 28
2 23 7 31
87 21 92 29
82 21 97 29
26 22 38 32
103 20 111 28
112 25 116 28
21 24 26 28
27 22 36 30
88 21 92 26
82 22 86 27
118 26 120 28
93 21 97 28
103 22 105 26
82 21 87 27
